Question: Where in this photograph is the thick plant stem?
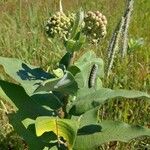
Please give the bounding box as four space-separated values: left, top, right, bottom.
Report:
57 52 75 119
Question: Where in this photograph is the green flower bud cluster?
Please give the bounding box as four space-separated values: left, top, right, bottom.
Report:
45 12 75 39
83 11 107 43
45 10 107 44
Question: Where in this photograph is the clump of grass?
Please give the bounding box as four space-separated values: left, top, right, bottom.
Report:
0 0 63 69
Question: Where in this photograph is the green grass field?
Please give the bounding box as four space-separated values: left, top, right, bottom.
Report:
0 0 150 149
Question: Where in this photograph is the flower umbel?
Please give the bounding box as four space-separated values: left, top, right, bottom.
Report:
45 12 74 39
83 11 107 43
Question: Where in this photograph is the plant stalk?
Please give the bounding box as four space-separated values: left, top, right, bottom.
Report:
59 0 63 13
121 0 134 58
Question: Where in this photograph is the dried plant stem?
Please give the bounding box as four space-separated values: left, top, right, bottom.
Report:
106 0 134 77
0 100 8 114
106 17 125 77
59 0 63 13
121 0 134 57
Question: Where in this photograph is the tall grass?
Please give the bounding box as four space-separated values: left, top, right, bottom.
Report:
0 0 150 149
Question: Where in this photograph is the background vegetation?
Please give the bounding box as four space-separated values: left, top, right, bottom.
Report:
0 0 149 149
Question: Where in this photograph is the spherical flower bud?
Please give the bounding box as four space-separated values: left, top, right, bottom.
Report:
52 20 56 25
98 13 102 18
92 39 98 43
93 33 97 37
92 14 96 20
45 26 49 31
96 22 99 26
88 26 92 30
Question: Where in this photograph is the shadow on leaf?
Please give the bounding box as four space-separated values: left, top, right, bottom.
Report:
17 63 53 81
77 124 102 135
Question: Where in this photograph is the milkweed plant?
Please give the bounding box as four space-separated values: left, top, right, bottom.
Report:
0 1 150 150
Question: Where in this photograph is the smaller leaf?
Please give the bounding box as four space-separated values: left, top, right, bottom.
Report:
53 68 64 78
31 93 62 110
35 72 78 95
73 51 104 89
72 34 86 52
70 9 84 39
65 34 86 52
35 116 79 149
22 118 35 129
65 39 76 52
69 107 99 128
59 52 73 69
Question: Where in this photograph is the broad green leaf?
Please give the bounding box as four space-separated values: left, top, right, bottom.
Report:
75 51 104 77
35 116 79 149
96 77 103 89
31 93 62 110
73 51 104 88
79 107 99 128
74 120 150 150
0 57 53 95
75 50 96 65
0 86 17 109
9 112 56 150
65 34 86 52
70 9 84 39
59 52 73 69
69 88 150 115
35 72 78 95
69 107 99 137
0 80 54 117
68 66 80 76
0 80 59 149
22 118 58 145
9 112 46 150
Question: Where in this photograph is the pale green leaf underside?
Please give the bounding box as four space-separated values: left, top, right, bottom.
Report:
74 120 150 150
74 51 104 89
35 116 79 149
35 72 78 95
70 88 150 115
0 57 52 95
